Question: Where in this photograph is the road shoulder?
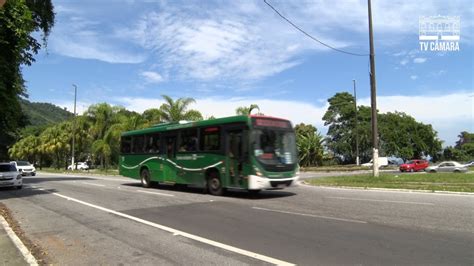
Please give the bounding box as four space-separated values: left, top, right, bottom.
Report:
0 203 48 265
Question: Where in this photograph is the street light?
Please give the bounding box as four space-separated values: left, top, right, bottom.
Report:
71 84 77 170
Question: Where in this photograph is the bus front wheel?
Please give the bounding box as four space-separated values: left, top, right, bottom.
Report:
140 169 151 188
207 171 224 196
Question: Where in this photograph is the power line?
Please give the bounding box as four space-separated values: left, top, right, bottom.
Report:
263 0 369 57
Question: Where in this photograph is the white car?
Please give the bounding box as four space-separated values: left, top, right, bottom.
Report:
426 161 468 173
362 157 389 168
68 162 89 170
0 163 22 189
11 161 36 176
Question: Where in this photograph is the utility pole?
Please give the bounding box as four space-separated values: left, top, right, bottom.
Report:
353 80 359 166
368 0 379 176
71 84 77 170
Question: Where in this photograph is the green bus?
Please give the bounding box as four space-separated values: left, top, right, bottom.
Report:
119 115 299 195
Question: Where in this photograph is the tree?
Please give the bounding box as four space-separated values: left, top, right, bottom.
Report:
455 131 474 149
72 116 93 163
85 103 127 169
158 95 203 122
294 123 324 167
444 131 474 161
40 123 70 169
8 135 40 163
235 104 260 115
323 92 372 163
323 92 442 164
92 139 111 170
0 0 55 160
142 108 161 125
378 112 442 161
86 103 122 140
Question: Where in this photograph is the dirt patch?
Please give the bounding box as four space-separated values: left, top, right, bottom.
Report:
0 202 50 265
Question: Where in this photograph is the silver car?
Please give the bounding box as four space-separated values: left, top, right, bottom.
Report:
426 161 468 173
0 163 23 189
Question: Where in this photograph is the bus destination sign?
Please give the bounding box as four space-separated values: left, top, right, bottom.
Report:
253 118 291 129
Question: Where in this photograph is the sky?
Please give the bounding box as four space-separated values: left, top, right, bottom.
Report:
23 0 473 146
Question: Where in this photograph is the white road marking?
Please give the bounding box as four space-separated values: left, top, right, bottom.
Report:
0 215 38 266
91 176 135 182
326 196 435 206
33 189 293 265
252 207 367 224
136 190 175 197
80 182 106 187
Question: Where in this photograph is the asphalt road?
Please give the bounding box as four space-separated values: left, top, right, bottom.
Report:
1 173 473 265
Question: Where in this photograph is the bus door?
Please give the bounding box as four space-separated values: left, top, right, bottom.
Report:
163 134 177 183
225 129 245 187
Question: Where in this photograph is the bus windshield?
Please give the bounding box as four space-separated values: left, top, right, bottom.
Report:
251 128 297 168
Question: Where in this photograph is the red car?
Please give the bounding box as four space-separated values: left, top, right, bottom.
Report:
399 159 429 172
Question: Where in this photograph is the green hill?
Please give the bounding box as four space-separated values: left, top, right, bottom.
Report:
20 99 73 127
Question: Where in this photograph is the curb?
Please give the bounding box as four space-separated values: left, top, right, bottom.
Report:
37 171 120 178
0 215 38 265
299 181 474 196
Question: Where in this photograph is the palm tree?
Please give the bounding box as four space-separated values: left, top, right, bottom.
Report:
295 123 324 167
297 133 324 167
103 113 147 167
158 95 203 122
235 104 260 115
142 108 162 126
40 123 70 169
73 116 93 164
92 139 111 171
86 103 122 140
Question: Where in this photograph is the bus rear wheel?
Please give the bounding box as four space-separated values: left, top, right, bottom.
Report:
140 169 151 188
207 171 224 196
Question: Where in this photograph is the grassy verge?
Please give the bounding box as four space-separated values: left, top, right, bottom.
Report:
39 167 119 176
308 172 474 192
302 165 398 172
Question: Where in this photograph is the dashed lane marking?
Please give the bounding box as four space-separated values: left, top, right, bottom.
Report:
326 196 435 206
252 206 367 224
136 190 175 197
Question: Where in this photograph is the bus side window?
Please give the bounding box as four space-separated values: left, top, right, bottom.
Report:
145 134 160 153
132 135 145 154
121 136 131 154
200 127 220 151
166 136 176 158
179 129 198 152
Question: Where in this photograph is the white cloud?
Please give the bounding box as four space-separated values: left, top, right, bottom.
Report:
49 15 145 64
140 71 165 83
410 75 418 80
51 0 472 79
51 37 145 64
359 92 474 146
413 57 427 64
118 4 351 81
